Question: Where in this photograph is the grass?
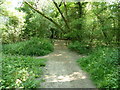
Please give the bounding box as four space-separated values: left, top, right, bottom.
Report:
1 55 47 89
3 37 54 56
77 47 119 88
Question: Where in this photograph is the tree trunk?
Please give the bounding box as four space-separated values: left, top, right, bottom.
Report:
24 1 63 32
63 0 67 19
117 1 120 47
52 0 70 30
77 2 82 30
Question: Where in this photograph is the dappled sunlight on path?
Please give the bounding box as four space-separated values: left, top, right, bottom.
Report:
37 40 96 88
44 72 86 82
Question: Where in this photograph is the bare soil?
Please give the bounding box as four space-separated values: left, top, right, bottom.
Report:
37 40 96 88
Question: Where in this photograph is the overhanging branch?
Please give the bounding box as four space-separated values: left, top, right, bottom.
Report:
52 0 70 30
24 0 63 31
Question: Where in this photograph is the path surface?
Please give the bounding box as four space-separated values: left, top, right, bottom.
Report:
37 40 96 88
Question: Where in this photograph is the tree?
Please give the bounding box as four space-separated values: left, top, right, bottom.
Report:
52 0 70 30
1 0 25 43
24 0 63 32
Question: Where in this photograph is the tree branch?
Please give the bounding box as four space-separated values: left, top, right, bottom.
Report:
63 0 67 18
23 0 63 31
52 0 70 30
59 0 63 7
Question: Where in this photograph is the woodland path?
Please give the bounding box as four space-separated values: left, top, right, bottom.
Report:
37 40 96 88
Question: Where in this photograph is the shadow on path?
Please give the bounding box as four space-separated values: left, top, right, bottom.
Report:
37 40 96 88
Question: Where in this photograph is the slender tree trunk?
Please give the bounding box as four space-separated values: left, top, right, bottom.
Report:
77 2 82 18
24 1 63 32
59 0 63 7
52 0 70 30
117 1 120 47
63 0 67 19
77 2 82 30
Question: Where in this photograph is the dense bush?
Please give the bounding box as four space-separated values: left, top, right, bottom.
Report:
1 55 46 88
77 47 119 88
68 41 92 54
3 37 54 56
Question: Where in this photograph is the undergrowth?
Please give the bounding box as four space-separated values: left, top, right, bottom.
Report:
77 47 119 88
68 41 92 54
3 37 54 56
1 55 46 89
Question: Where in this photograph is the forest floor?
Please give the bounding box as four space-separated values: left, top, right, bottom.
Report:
37 40 96 88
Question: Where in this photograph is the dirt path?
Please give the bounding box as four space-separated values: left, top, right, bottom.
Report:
38 40 96 88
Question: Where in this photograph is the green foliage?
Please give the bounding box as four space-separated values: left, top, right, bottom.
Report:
3 37 54 56
1 1 119 89
68 41 92 54
21 12 51 39
1 7 26 44
19 2 52 39
77 47 119 88
1 55 46 88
